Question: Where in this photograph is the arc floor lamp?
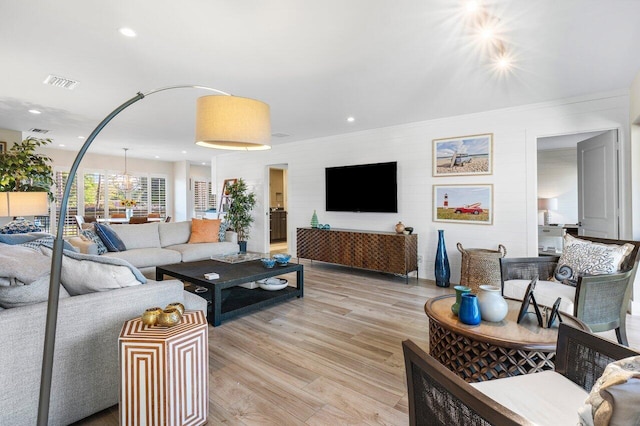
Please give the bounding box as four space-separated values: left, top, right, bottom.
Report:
38 85 271 424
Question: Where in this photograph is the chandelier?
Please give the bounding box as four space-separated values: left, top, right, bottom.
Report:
114 148 140 193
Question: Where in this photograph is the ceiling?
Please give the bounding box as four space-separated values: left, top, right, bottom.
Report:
1 0 639 164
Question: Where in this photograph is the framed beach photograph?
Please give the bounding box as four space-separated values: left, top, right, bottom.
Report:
433 184 493 225
433 133 493 176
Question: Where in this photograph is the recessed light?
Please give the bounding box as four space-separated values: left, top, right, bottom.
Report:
347 116 355 123
28 109 41 115
201 162 207 165
181 150 187 154
119 27 137 37
155 155 160 159
78 136 85 139
59 144 65 147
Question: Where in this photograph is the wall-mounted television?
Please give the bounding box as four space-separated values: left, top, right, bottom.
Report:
325 161 397 213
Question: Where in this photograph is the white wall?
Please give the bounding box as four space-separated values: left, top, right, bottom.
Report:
214 90 631 284
537 148 578 225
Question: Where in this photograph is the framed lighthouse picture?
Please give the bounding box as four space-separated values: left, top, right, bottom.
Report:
433 184 493 225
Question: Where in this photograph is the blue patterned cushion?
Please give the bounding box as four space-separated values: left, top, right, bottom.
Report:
0 218 41 234
219 221 230 242
94 223 126 252
81 229 108 255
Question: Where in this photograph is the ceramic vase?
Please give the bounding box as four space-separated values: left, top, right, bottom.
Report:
451 285 472 316
478 285 509 322
434 230 451 287
311 210 319 228
459 293 481 325
125 208 133 220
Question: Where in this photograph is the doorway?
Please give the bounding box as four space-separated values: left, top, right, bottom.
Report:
268 165 288 255
536 129 617 251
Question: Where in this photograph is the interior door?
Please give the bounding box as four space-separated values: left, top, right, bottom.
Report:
577 130 618 238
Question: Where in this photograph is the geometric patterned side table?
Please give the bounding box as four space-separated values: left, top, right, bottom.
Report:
119 310 208 426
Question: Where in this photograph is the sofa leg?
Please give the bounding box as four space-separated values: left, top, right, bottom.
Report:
615 327 629 346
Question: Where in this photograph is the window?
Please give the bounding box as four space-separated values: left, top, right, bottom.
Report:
150 177 167 217
193 180 216 214
54 171 78 236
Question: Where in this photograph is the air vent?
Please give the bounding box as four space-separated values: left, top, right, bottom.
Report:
43 74 80 90
29 128 50 134
272 132 290 138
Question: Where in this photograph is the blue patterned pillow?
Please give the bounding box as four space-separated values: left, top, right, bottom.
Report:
81 229 108 255
219 221 230 242
0 218 41 234
94 223 127 252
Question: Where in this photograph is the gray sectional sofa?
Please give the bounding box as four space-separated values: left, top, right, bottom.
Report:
73 220 239 277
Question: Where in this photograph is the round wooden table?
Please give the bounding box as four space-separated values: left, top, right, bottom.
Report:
425 294 589 382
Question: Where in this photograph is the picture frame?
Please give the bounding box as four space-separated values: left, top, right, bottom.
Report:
433 133 493 176
0 141 6 153
433 184 493 225
516 276 543 327
546 297 563 328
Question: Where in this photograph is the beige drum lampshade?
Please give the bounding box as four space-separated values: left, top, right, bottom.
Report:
195 95 271 150
0 192 49 217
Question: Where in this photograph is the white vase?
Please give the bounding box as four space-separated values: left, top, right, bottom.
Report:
125 208 133 220
478 285 508 322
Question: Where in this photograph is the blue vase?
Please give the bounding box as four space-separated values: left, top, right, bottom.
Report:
459 293 481 325
434 229 451 287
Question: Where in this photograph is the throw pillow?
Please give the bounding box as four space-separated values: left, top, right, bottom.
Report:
81 229 108 254
188 218 221 243
0 244 51 286
0 275 71 308
94 222 127 252
219 221 230 242
40 246 146 295
553 234 634 286
578 356 640 426
0 218 41 234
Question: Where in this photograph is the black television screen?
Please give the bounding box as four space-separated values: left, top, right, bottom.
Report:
325 161 397 213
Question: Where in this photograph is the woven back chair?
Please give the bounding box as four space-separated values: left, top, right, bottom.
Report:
129 216 149 224
500 235 640 346
111 213 126 218
403 324 639 426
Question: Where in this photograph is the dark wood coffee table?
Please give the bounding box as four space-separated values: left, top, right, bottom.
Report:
156 259 303 326
425 294 589 382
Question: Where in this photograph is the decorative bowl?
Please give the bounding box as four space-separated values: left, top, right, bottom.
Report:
257 278 288 291
166 302 185 315
261 258 276 268
272 253 291 265
141 307 163 326
404 227 414 234
157 307 182 327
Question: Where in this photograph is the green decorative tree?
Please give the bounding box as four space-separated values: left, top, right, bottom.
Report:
225 178 256 250
0 137 54 200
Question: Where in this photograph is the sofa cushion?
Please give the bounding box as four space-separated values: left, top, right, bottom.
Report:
579 355 640 426
94 223 127 252
503 278 575 314
0 275 71 308
167 241 238 263
81 229 108 254
158 221 191 247
554 234 634 286
188 218 221 243
0 232 52 245
102 247 182 269
111 222 161 249
40 246 146 295
471 370 588 426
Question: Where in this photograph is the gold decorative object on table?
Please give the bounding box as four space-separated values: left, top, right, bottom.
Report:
157 307 182 327
141 307 163 326
166 302 185 316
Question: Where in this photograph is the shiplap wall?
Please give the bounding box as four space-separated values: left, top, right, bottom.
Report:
214 90 631 283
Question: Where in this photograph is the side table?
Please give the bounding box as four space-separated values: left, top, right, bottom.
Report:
119 310 208 425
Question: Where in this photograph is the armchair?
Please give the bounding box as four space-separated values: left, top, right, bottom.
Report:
403 324 640 426
500 236 640 345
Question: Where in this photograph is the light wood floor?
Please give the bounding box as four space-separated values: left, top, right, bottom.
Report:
76 259 640 425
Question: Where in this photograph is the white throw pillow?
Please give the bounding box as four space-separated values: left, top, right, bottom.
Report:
0 275 70 308
40 246 145 295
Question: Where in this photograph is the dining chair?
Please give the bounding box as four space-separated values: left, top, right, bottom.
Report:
129 216 149 224
111 213 126 219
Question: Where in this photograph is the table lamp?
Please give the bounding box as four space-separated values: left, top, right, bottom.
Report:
538 197 558 226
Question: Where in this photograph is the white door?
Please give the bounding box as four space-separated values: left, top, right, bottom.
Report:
577 130 618 238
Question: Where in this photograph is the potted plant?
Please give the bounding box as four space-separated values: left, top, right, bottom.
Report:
225 178 256 253
0 136 54 199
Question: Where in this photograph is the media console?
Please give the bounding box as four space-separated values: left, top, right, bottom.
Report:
296 227 418 282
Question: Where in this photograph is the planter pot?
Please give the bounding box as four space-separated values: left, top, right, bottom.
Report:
238 241 247 253
478 285 508 322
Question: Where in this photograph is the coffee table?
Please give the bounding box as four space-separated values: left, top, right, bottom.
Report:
156 259 303 326
425 294 589 382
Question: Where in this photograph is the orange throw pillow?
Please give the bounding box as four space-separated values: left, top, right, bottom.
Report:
188 218 221 243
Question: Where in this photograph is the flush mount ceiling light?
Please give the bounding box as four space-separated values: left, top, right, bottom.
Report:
28 109 42 114
347 116 355 122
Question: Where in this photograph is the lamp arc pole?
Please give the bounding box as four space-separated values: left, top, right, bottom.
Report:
37 85 231 425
